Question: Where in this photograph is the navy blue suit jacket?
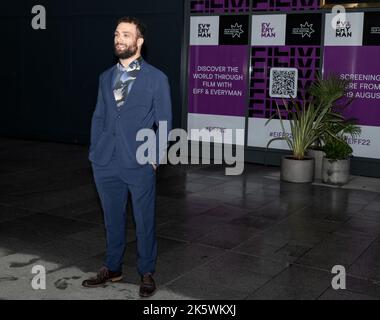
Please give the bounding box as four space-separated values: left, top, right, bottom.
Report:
89 59 172 168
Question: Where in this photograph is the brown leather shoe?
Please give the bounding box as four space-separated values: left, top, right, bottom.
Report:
82 267 123 288
139 273 156 297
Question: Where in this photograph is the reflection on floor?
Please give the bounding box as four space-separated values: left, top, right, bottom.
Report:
0 138 380 300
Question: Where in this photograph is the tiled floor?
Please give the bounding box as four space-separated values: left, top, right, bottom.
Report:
0 137 380 300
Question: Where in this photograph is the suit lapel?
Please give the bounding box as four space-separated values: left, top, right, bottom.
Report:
105 65 119 112
121 61 148 109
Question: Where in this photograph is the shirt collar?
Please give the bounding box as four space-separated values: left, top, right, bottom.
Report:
117 57 143 72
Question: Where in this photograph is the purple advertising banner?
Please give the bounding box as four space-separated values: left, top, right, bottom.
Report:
249 46 321 119
188 45 249 117
252 0 319 12
190 0 251 14
324 46 380 127
189 0 319 13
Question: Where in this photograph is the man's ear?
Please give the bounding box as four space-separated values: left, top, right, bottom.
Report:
137 38 144 48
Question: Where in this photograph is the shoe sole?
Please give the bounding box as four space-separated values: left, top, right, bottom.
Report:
82 276 123 288
110 276 123 282
139 289 157 298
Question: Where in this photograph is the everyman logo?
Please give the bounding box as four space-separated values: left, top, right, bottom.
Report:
335 20 352 37
198 23 211 38
261 22 275 38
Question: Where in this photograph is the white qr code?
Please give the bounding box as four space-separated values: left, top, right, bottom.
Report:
269 67 298 98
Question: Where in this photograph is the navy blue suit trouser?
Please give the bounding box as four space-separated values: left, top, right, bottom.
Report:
91 149 157 275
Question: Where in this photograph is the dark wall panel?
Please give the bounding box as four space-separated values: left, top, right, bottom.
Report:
0 0 184 143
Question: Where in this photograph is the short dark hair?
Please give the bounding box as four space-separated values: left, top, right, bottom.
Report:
116 16 146 39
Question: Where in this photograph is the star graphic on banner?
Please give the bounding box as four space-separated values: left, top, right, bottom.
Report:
300 22 314 38
230 23 244 38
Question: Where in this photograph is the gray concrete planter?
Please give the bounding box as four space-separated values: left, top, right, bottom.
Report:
280 156 315 183
322 157 351 186
307 149 326 181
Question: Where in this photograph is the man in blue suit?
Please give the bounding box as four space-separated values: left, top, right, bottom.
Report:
82 17 172 298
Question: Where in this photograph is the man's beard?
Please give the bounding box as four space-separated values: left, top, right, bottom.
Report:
114 42 138 59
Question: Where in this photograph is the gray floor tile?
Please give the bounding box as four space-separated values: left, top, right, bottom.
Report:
296 232 374 271
349 240 380 281
196 224 262 249
165 273 248 300
0 205 36 223
319 289 380 300
1 138 380 300
0 213 96 245
247 283 323 300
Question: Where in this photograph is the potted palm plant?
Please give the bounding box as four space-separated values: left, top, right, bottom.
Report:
266 73 359 184
265 97 334 183
307 73 352 180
